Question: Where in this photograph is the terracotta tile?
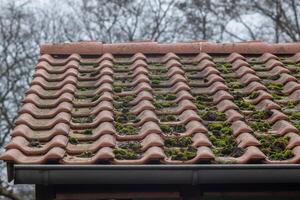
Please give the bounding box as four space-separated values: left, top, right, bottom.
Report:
272 120 299 136
227 52 246 63
4 41 300 166
0 147 65 164
232 59 251 70
62 147 114 164
259 53 278 63
11 123 69 141
231 120 253 136
66 134 115 154
192 53 212 63
6 135 68 155
130 52 147 63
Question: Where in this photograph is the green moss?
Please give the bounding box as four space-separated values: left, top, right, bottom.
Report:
74 129 93 135
250 121 271 132
235 99 256 110
195 95 210 102
290 112 300 120
267 83 283 91
154 102 176 109
165 93 177 101
294 124 300 130
216 63 232 74
78 151 94 158
153 63 162 67
82 129 93 135
69 137 79 145
152 79 161 85
78 87 89 91
160 124 172 133
200 111 226 121
165 136 193 147
72 115 95 123
118 141 141 152
249 91 260 99
113 86 122 93
250 109 273 120
208 122 232 135
115 113 138 123
113 148 139 160
160 115 177 122
272 93 282 100
173 124 186 132
209 134 244 157
286 101 296 109
228 82 244 89
165 147 197 160
91 94 101 102
259 135 293 160
115 122 137 135
195 102 206 110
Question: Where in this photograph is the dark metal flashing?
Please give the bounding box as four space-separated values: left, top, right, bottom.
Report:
14 164 300 185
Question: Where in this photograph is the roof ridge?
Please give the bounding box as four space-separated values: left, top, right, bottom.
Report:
40 41 300 55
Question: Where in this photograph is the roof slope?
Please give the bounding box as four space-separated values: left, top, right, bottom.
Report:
2 41 300 164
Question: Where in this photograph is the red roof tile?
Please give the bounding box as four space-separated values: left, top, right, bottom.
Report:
2 41 300 164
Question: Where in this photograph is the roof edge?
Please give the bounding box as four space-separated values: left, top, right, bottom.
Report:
40 40 300 55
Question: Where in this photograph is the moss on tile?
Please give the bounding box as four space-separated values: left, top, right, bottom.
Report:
227 82 244 89
69 137 79 145
250 121 271 132
209 134 245 157
249 109 273 120
208 122 232 135
113 86 123 93
259 135 293 160
78 151 94 158
165 147 197 160
290 112 300 120
235 99 256 110
115 122 138 135
200 110 226 121
266 82 283 91
118 141 142 152
165 93 177 101
249 91 260 99
154 102 176 109
271 93 282 100
72 115 95 123
160 115 177 122
113 148 139 160
91 94 101 102
165 136 193 147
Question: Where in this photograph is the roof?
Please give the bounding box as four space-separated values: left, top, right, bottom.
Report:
2 40 300 165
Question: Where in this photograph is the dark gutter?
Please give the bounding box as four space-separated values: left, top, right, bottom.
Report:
14 164 300 185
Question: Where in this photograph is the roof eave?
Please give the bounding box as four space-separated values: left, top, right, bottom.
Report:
13 164 300 185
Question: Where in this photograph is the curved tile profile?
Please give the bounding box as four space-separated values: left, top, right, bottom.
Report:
0 147 65 164
6 135 68 155
62 147 114 164
3 41 300 165
11 123 70 141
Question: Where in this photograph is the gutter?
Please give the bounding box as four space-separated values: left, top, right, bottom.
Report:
13 164 300 185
